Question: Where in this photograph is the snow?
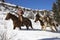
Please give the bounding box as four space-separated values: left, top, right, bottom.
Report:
6 30 60 40
0 1 16 7
1 19 60 40
0 2 60 40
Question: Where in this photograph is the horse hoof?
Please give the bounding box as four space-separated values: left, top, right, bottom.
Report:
27 28 29 30
32 28 33 29
20 28 22 30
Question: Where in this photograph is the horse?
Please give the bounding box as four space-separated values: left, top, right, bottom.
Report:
34 13 58 32
34 13 45 30
45 15 58 31
5 13 33 30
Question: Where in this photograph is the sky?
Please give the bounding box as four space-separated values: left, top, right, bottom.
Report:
5 0 56 10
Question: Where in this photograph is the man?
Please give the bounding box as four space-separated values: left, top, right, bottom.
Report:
17 8 24 22
17 8 24 16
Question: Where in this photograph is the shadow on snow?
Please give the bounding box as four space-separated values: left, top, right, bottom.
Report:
38 37 60 40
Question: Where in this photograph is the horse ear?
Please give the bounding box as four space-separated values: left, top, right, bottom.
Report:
8 12 12 15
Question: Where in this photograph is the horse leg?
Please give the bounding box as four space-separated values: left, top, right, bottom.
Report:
19 26 21 30
42 25 46 31
41 23 43 30
41 25 44 30
13 26 16 29
53 26 58 31
43 22 47 31
31 26 33 29
41 23 46 31
26 25 29 30
53 23 58 31
30 24 33 29
50 26 56 32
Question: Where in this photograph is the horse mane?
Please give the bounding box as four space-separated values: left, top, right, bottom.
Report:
8 13 18 20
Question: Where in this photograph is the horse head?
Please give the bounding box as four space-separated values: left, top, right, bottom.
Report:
34 13 41 22
5 13 12 20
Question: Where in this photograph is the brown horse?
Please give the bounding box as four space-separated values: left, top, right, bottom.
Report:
34 13 58 32
5 13 33 30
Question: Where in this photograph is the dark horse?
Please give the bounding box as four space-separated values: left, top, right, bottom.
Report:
34 13 58 32
5 13 33 30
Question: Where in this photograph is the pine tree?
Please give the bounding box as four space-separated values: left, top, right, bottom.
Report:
52 0 60 24
56 0 60 12
52 3 58 20
52 3 57 13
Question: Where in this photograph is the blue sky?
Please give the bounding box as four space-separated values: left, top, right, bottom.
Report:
5 0 56 10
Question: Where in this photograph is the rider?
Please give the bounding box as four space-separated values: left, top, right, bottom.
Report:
17 8 24 16
17 8 24 22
